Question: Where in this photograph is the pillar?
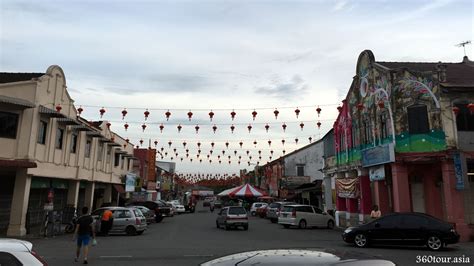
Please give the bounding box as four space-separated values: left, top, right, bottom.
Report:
441 160 470 242
7 169 32 237
103 184 112 204
323 176 333 211
67 180 80 208
358 173 372 215
423 165 443 220
373 180 390 215
84 182 95 212
391 162 411 212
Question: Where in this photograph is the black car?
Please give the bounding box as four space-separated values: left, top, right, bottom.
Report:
128 201 171 222
342 212 460 251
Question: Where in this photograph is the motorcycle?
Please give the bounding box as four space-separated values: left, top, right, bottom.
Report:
64 211 78 233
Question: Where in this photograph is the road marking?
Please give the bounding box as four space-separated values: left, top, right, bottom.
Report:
99 255 133 258
183 254 214 257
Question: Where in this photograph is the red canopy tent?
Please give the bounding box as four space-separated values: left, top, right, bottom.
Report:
218 184 267 197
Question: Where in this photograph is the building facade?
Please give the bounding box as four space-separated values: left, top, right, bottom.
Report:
332 50 474 241
0 66 134 236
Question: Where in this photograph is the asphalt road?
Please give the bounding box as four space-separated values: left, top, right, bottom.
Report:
31 204 474 266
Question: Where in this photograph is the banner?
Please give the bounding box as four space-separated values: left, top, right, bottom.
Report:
125 173 137 192
369 165 385 181
335 178 359 198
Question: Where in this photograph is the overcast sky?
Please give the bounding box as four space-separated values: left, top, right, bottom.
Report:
1 0 472 175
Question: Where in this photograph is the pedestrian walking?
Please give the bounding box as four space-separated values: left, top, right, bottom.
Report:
100 209 113 236
370 205 381 219
73 207 96 264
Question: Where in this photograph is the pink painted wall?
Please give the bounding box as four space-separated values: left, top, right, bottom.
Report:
359 175 372 215
391 162 411 212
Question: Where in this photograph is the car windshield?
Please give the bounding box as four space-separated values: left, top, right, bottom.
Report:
269 203 280 208
281 206 295 212
228 207 246 215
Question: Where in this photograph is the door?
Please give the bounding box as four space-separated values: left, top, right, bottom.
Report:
217 208 227 225
399 214 429 245
113 210 132 232
410 178 425 212
312 207 326 226
369 215 402 244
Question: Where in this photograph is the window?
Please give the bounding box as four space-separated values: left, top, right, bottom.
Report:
376 215 401 227
297 206 314 213
380 112 388 139
363 119 372 144
37 120 47 144
407 105 429 134
455 103 474 131
97 143 103 161
0 111 19 139
296 165 305 176
400 215 429 228
85 139 91 158
467 159 474 183
55 128 64 149
114 210 132 218
0 251 22 266
121 157 125 169
114 152 120 167
70 133 78 153
106 146 111 163
313 207 323 214
228 207 246 215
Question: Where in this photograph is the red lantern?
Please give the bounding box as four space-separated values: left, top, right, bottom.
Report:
124 123 129 131
234 150 237 155
121 109 127 120
317 121 322 129
181 158 183 162
309 137 312 143
209 110 215 121
300 122 304 131
452 106 460 116
142 123 147 132
282 123 287 132
162 147 165 152
210 150 213 154
225 142 229 148
77 106 83 116
252 110 258 120
197 142 201 148
186 149 189 153
357 103 364 111
273 109 279 119
222 150 225 155
55 104 62 112
211 142 215 148
295 138 299 144
154 140 158 146
230 110 236 120
195 125 200 134
106 122 111 129
258 150 261 155
468 103 474 115
99 107 106 118
165 110 171 121
136 145 140 149
159 124 164 133
268 140 272 147
139 139 144 146
177 124 182 133
144 109 150 120
282 139 285 146
263 124 269 133
111 136 115 142
123 144 127 148
246 150 250 155
187 111 193 121
378 101 385 109
316 106 322 116
282 150 286 155
212 125 217 134
295 108 300 118
239 141 243 148
247 124 252 133
126 138 130 144
230 124 235 134
253 140 257 147
182 141 187 148
337 106 342 113
168 141 172 148
218 155 221 159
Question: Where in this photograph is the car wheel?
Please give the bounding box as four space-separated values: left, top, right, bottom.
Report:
354 233 368 248
216 221 220 229
298 219 307 229
327 220 335 229
427 235 443 251
136 230 144 235
126 226 137 236
251 211 256 216
271 218 277 223
283 224 290 229
243 225 248 231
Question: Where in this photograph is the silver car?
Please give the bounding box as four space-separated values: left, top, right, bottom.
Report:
266 202 296 223
216 206 249 230
92 207 147 236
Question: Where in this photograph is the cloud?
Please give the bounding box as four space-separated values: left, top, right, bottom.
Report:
333 1 348 11
255 75 309 100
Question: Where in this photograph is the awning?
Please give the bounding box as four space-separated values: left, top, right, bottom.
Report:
39 105 64 118
113 184 126 194
0 159 37 168
70 125 93 131
294 181 322 194
86 131 103 137
57 117 80 125
0 95 35 109
108 142 121 147
115 150 128 154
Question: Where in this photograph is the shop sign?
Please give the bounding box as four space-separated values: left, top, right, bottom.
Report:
281 176 311 189
146 182 156 191
362 143 395 167
156 181 161 190
131 192 147 202
369 165 385 181
125 173 137 192
335 178 359 198
453 152 465 190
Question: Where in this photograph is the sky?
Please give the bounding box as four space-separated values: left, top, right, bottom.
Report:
0 0 473 175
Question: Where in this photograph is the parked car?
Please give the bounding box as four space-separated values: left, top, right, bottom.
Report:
214 200 223 209
278 204 335 229
266 202 296 223
157 200 174 217
167 201 186 214
91 207 147 236
129 206 155 224
216 206 249 230
128 201 170 222
342 212 460 251
256 205 268 218
250 202 268 216
0 238 47 266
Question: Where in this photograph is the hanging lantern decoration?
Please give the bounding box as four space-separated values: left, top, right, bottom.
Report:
337 106 342 113
141 123 147 132
239 141 243 148
154 140 158 147
106 122 111 129
283 150 286 155
282 139 285 146
144 109 150 120
121 109 128 120
249 156 253 160
165 152 168 156
262 124 269 133
294 107 300 118
317 121 322 129
467 103 474 115
268 140 272 147
357 103 364 111
378 100 385 109
309 137 313 143
225 142 229 148
111 136 115 142
222 150 225 155
212 125 217 134
187 111 193 121
124 123 129 131
230 124 235 134
165 110 171 121
273 109 279 119
186 149 189 153
177 124 182 133
452 106 460 116
299 122 304 131
218 155 221 159
182 141 187 148
209 160 212 163
282 123 287 132
211 142 215 148
181 158 183 162
55 104 62 112
173 148 177 153
123 144 127 148
247 124 252 133
238 161 241 165
234 150 237 155
230 110 236 120
207 154 210 159
251 110 258 121
136 145 140 149
168 141 172 148
159 124 164 133
195 125 200 134
126 138 130 144
190 159 193 162
208 110 215 121
139 139 144 146
210 150 213 154
197 142 201 148
99 107 106 118
316 106 322 116
259 156 262 160
77 106 83 116
258 150 262 155
218 160 221 164
253 140 257 147
246 150 250 155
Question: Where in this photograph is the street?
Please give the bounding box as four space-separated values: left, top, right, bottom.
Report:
30 204 474 266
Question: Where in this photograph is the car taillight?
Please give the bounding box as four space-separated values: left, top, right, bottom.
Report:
136 218 141 225
292 210 296 218
31 250 48 266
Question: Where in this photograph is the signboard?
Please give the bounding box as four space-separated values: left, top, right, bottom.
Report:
281 176 311 189
146 181 156 191
125 173 137 192
192 190 214 196
369 165 385 181
362 143 395 167
156 181 161 190
453 152 465 190
130 192 147 202
335 178 359 198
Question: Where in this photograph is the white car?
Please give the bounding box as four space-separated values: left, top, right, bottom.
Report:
278 205 335 229
167 201 186 214
0 238 47 265
250 202 268 216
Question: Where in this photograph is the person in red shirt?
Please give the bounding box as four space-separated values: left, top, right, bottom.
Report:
100 209 114 236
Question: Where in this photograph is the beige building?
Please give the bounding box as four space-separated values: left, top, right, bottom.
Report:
0 65 135 236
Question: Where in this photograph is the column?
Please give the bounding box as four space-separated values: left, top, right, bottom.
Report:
359 175 372 215
373 180 390 215
7 169 32 237
67 180 80 208
323 176 333 211
423 165 443 220
441 160 470 241
84 182 95 212
103 184 112 204
391 162 411 212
